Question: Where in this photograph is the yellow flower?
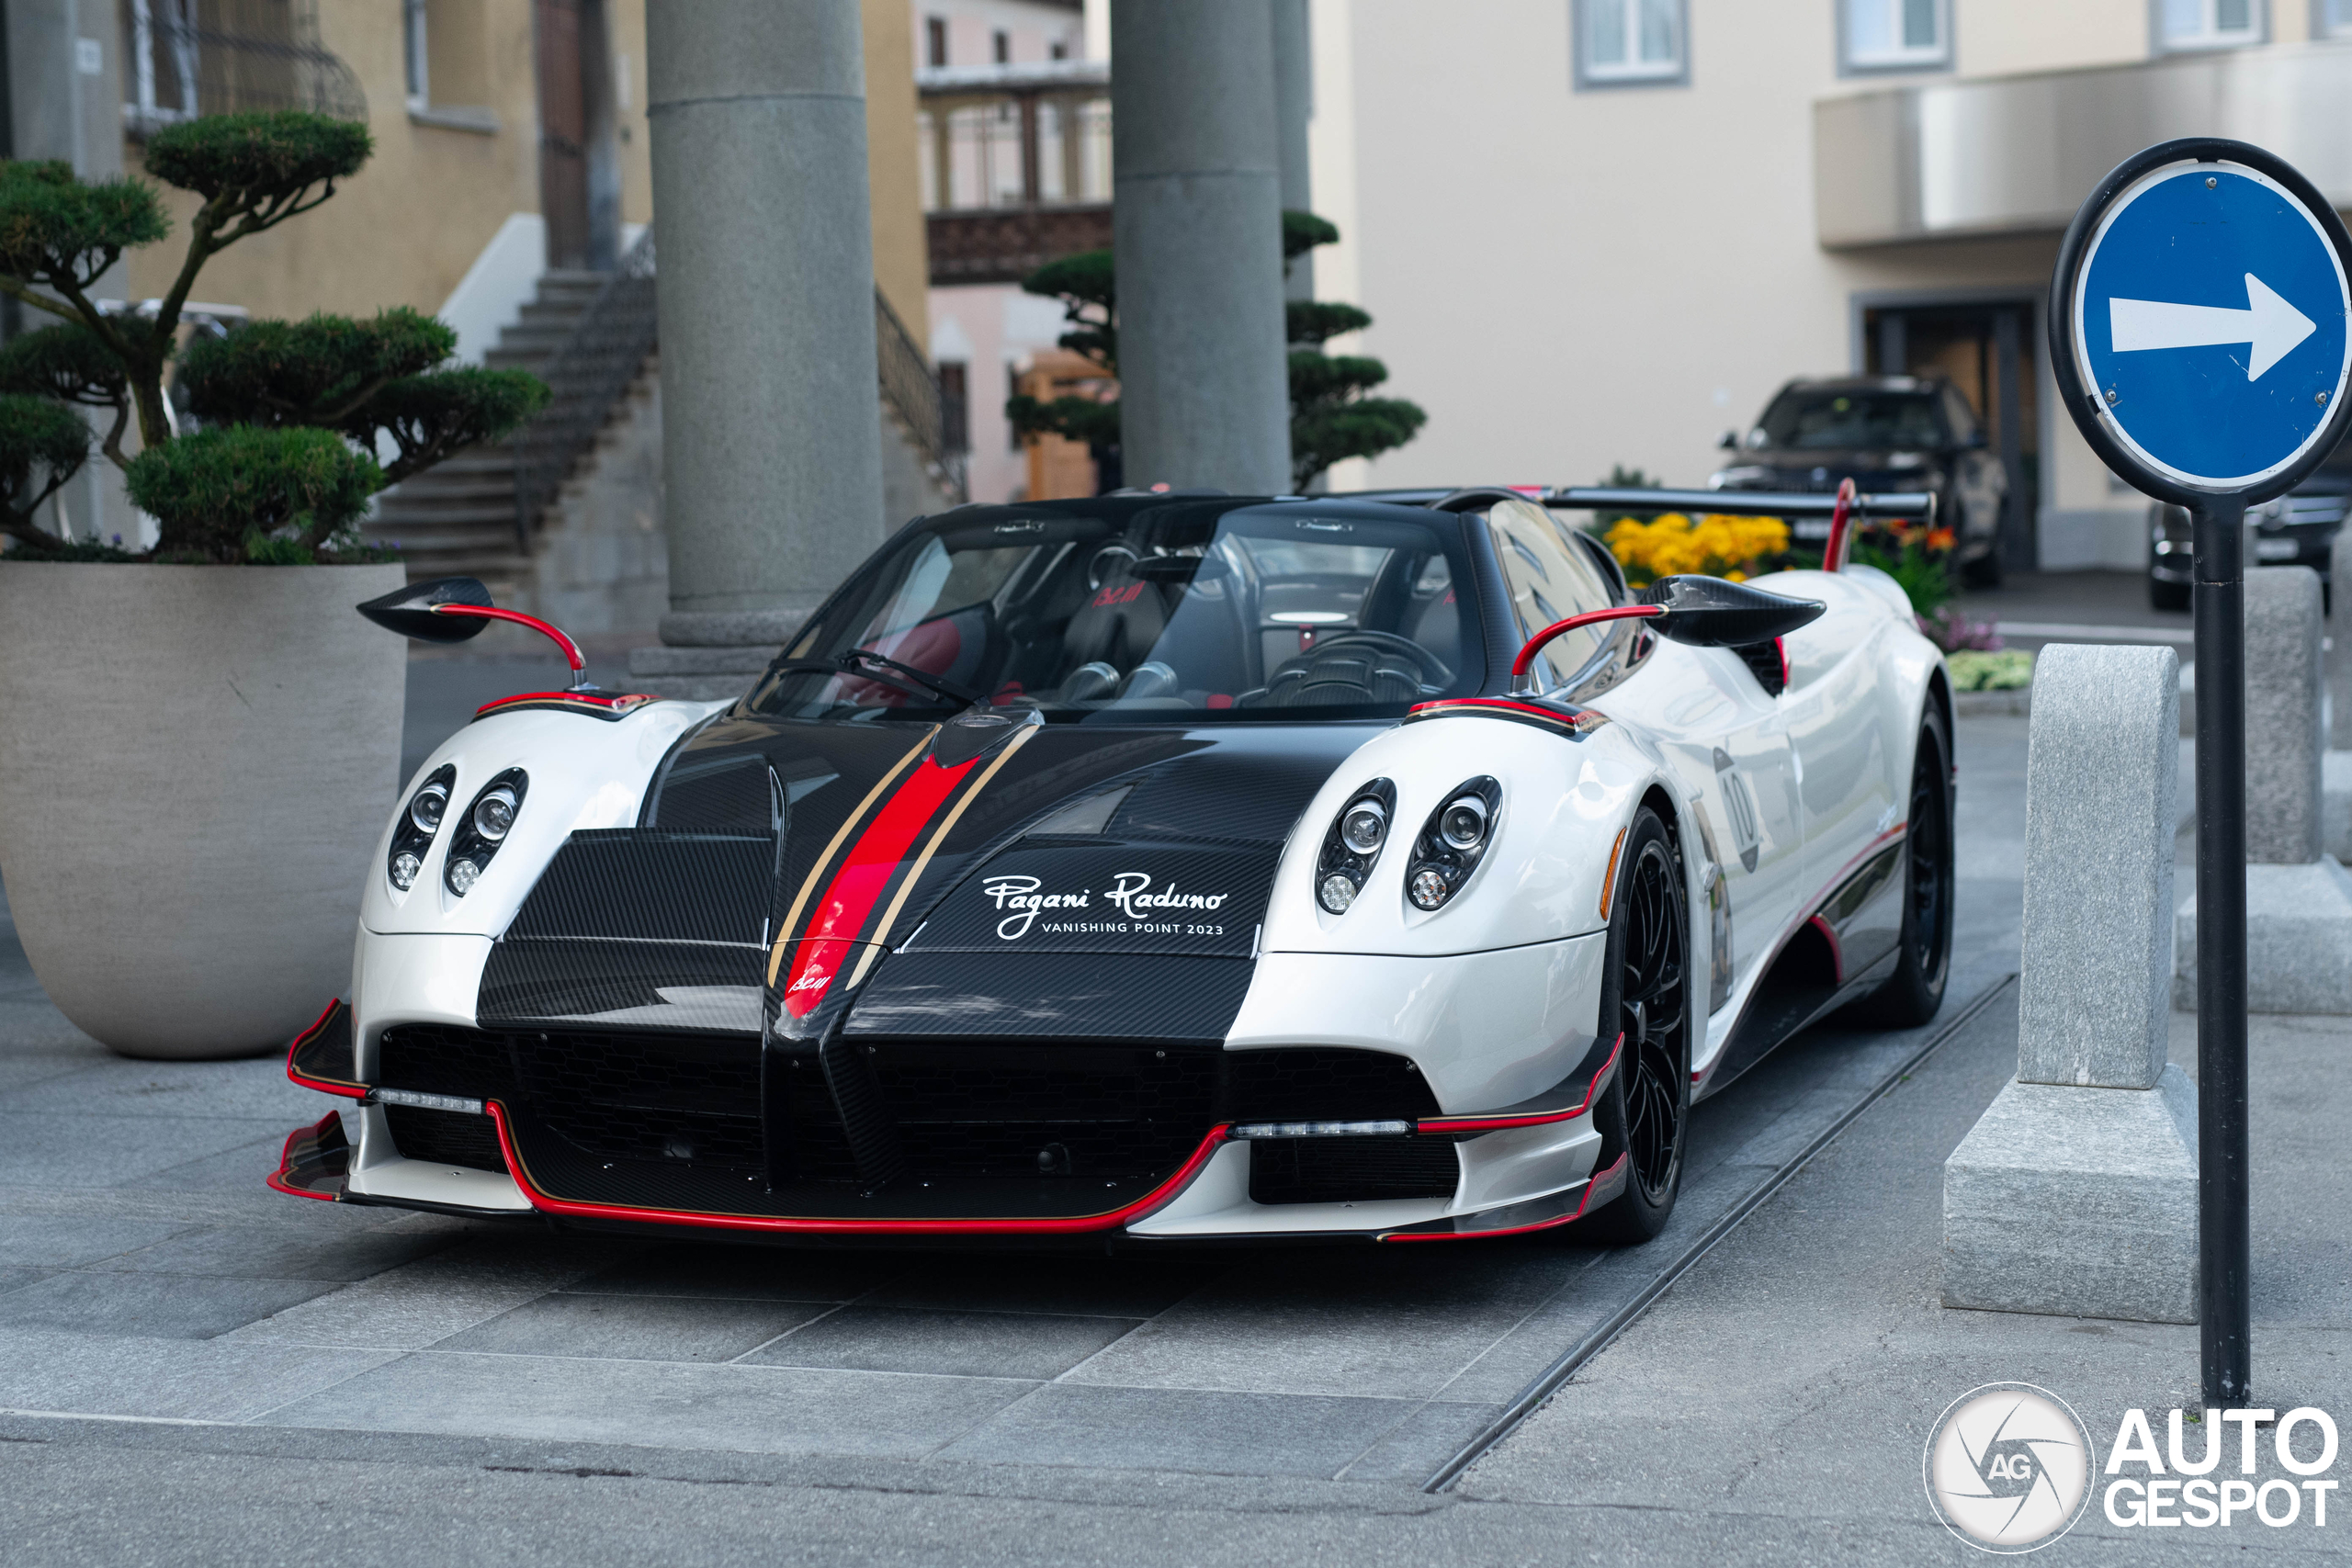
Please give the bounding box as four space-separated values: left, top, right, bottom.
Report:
1606 512 1788 585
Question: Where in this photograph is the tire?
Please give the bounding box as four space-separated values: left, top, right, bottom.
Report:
1575 807 1690 1245
1850 705 1955 1028
1961 547 2003 589
2149 575 2191 612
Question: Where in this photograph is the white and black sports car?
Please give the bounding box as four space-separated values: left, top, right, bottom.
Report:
274 484 1953 1246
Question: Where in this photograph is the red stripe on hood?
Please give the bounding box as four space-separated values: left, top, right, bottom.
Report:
782 752 978 1016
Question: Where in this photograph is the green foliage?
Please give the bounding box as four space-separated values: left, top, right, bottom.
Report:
1287 300 1370 347
1282 209 1340 265
144 111 372 206
126 424 380 563
1291 397 1429 490
3 534 139 561
0 321 133 406
1851 537 1956 617
1007 210 1427 488
180 309 456 426
1586 465 1668 533
0 118 548 564
357 367 548 484
1948 649 2033 691
1021 249 1117 374
0 393 91 547
0 162 168 297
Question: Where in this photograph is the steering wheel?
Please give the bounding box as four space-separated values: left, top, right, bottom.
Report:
1289 629 1453 688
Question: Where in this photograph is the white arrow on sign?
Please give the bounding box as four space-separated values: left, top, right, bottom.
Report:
2109 273 2317 381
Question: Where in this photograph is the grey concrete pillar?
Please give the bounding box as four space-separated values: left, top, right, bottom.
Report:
2180 563 2352 1013
644 0 883 647
2017 644 2179 1089
1945 643 2199 1325
1112 0 1293 494
2245 566 2324 864
1271 0 1313 303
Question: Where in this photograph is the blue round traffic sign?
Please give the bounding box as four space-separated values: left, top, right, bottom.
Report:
2067 159 2351 491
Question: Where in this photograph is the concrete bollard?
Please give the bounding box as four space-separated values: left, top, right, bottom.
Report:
1945 644 2199 1324
2177 566 2352 1013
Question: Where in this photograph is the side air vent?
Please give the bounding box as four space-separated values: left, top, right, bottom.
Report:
1732 637 1787 697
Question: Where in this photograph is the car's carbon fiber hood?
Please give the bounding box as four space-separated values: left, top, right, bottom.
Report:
477 712 1381 1038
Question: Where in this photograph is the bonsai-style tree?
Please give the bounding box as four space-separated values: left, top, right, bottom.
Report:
0 111 546 562
1007 210 1426 491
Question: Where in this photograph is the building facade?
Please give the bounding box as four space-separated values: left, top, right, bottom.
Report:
1310 0 2352 569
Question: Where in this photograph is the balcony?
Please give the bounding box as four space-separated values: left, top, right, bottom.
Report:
1815 40 2352 249
921 59 1113 287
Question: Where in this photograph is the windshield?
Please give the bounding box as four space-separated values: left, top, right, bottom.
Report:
746 499 1483 724
1759 389 1950 451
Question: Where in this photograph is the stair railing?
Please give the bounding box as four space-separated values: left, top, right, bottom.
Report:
875 288 970 505
511 232 971 548
511 228 660 548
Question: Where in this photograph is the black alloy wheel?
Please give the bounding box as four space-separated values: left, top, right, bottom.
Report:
1854 704 1955 1027
1577 807 1689 1245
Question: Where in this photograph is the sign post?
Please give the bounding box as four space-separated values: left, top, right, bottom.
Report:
2052 138 2352 1406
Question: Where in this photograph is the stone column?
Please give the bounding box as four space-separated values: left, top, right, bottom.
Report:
633 0 883 694
2178 565 2352 1012
2325 528 2352 856
1271 0 1313 302
1112 0 1293 495
1944 644 2199 1323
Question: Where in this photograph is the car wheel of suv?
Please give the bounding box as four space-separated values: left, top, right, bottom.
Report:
1961 548 2003 589
2149 575 2190 612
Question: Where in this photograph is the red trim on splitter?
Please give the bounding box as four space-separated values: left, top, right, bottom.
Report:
485 1101 1233 1234
429 603 586 675
285 998 366 1099
266 1112 345 1201
1383 1153 1631 1242
780 752 980 1017
1418 1032 1623 1133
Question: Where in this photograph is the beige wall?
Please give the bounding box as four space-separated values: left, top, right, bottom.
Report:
123 0 543 321
867 0 932 329
1314 0 2310 560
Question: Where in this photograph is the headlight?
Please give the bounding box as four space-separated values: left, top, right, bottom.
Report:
408 782 448 834
444 769 528 897
1315 780 1396 916
1404 776 1500 912
1437 795 1487 852
387 765 456 894
472 786 519 842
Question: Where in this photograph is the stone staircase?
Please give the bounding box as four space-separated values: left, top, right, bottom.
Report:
364 269 609 595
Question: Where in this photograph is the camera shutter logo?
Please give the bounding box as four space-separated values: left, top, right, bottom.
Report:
1924 1383 2097 1552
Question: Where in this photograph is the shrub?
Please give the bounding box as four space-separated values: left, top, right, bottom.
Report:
0 110 545 562
126 424 380 563
0 393 92 547
1948 649 2034 691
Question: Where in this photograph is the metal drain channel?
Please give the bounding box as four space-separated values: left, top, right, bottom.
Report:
1421 972 2018 1493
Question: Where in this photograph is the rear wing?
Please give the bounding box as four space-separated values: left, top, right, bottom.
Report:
1340 482 1935 574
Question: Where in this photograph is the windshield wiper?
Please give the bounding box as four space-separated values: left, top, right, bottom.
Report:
768 651 985 709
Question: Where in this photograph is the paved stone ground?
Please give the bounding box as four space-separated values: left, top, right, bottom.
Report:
18 703 2312 1564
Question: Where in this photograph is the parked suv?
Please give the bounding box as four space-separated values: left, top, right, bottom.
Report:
1710 375 2008 584
2147 445 2346 612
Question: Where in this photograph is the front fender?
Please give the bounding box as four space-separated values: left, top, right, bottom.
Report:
359 700 722 938
1260 713 1662 958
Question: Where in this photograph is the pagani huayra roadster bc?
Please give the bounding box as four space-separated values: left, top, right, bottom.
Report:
274 479 1953 1247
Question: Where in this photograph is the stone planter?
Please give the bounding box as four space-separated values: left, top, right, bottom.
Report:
0 563 406 1059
